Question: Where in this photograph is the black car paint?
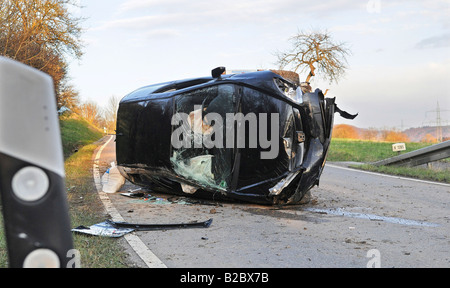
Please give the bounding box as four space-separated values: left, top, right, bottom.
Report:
116 70 353 205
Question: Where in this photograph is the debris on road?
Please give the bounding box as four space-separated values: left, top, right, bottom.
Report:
72 222 134 238
120 191 146 198
102 162 126 193
120 191 222 206
106 218 213 231
72 218 213 237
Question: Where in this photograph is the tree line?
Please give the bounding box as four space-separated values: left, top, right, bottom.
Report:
333 124 410 142
77 96 119 133
332 124 445 143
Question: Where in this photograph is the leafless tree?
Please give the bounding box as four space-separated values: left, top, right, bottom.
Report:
104 95 120 133
276 30 351 84
361 127 379 141
79 101 102 127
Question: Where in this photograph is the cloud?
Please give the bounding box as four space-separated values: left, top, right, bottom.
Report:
144 29 181 40
331 23 382 35
117 0 361 15
108 0 365 30
92 14 182 31
118 0 188 13
415 33 450 49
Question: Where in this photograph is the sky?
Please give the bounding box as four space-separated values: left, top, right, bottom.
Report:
68 0 450 129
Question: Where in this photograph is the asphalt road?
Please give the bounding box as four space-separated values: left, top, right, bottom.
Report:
95 136 450 268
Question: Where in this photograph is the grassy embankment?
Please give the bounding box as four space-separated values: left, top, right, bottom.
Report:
1 115 129 268
327 138 450 183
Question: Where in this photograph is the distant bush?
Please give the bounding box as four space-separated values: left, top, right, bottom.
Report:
333 124 410 142
332 124 360 139
383 130 410 142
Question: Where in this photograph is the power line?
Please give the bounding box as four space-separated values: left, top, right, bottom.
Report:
424 101 450 143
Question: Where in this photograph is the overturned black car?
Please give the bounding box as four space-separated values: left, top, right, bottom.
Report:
116 67 356 205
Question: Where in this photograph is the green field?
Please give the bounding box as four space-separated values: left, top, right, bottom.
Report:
327 139 432 162
327 138 449 183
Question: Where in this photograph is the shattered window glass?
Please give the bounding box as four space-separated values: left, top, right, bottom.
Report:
171 85 235 191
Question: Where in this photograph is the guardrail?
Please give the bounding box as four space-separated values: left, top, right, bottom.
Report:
372 140 450 167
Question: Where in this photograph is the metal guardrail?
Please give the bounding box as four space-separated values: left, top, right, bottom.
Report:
372 140 450 167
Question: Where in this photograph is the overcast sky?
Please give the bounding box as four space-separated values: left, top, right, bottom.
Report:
69 0 450 129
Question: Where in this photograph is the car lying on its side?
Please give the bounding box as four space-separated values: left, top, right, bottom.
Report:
116 67 357 205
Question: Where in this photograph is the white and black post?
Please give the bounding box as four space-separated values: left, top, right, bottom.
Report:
0 57 73 268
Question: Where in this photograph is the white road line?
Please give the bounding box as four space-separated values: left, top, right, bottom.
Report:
93 135 167 268
326 164 450 188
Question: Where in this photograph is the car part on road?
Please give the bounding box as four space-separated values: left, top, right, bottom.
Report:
106 218 213 231
72 222 135 238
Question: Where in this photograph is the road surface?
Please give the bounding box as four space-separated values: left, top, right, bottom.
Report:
94 136 450 268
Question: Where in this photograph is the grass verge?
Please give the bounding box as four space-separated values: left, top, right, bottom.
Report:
60 116 103 159
65 143 130 268
354 164 450 183
328 138 449 183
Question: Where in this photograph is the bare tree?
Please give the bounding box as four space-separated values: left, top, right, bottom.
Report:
79 101 102 127
276 30 351 84
361 127 379 141
104 95 120 133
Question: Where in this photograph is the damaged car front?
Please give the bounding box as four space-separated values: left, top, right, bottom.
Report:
116 68 356 205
